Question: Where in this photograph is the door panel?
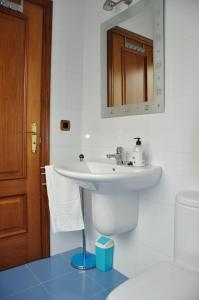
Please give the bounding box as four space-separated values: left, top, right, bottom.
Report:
0 236 27 269
0 10 26 180
0 1 48 270
122 48 146 104
110 32 123 106
0 195 27 238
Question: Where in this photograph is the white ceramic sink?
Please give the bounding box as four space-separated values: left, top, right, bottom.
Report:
55 161 162 193
55 160 162 236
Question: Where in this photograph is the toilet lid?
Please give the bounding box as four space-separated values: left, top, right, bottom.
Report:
107 262 199 300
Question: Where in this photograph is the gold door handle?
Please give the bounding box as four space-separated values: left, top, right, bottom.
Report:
31 123 37 153
26 123 38 154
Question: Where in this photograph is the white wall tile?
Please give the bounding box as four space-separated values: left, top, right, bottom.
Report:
166 0 199 44
169 96 199 153
135 201 175 257
114 240 171 278
50 145 82 165
51 108 82 148
50 230 82 256
166 36 199 97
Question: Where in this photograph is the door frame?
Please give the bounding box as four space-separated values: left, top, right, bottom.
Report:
27 0 52 258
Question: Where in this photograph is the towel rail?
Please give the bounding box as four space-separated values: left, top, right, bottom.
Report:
41 166 46 185
71 187 96 270
43 168 96 270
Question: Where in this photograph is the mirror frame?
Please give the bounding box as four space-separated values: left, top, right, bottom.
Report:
101 0 165 118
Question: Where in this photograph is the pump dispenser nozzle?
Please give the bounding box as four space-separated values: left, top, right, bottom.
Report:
134 137 142 145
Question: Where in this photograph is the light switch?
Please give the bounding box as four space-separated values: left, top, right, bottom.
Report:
60 120 70 131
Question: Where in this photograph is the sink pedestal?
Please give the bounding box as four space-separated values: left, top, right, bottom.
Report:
92 191 139 236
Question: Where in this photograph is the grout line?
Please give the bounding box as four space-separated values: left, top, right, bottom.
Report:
26 254 78 285
2 283 42 300
39 282 53 297
166 92 199 99
41 268 105 298
59 247 93 265
136 239 173 262
40 268 78 285
85 272 107 291
85 270 127 292
25 264 41 284
59 253 73 263
166 33 199 47
59 253 72 262
81 146 199 156
85 274 128 300
85 290 108 300
58 247 83 258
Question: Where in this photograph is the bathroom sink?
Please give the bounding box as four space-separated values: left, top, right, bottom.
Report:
55 160 162 236
55 161 162 193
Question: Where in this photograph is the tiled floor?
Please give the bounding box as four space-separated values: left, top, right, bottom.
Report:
0 248 128 300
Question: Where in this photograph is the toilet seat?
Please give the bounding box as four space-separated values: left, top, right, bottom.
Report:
107 262 199 300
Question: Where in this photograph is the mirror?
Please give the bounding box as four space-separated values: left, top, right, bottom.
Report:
101 0 165 118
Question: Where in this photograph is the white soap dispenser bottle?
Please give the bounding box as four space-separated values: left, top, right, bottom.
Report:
132 137 145 167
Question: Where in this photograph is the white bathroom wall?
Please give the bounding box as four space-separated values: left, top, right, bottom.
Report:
50 0 84 255
82 0 199 277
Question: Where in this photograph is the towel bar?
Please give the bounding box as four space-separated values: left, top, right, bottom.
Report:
43 168 96 270
41 167 46 185
71 187 96 270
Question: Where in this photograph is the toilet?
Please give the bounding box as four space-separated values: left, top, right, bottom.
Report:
107 191 199 300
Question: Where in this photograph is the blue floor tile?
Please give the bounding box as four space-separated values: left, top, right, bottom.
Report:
87 268 128 290
60 247 83 260
88 289 111 300
28 254 75 282
44 270 104 300
0 265 38 299
6 285 50 300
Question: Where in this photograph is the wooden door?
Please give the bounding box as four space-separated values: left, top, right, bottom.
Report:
122 47 146 104
107 26 154 106
0 0 51 270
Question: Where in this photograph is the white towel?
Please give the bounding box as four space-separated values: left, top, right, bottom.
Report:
45 165 84 232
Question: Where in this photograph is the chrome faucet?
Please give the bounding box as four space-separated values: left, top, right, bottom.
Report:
106 147 124 165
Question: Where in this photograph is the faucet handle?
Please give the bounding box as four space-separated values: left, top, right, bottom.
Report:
116 146 123 154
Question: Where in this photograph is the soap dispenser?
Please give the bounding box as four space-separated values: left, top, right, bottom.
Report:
132 137 145 167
